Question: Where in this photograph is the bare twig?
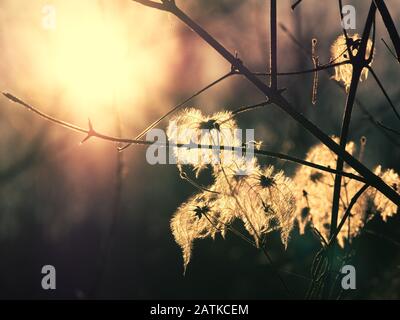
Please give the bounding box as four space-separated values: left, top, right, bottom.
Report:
2 92 368 183
325 2 377 299
377 121 400 136
119 70 235 151
269 0 278 90
367 66 400 123
291 0 303 11
132 0 400 207
328 184 370 246
374 0 400 63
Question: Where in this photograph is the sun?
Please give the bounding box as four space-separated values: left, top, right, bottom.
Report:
1 0 180 131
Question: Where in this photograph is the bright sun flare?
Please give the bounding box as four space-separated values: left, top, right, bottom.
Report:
1 0 180 130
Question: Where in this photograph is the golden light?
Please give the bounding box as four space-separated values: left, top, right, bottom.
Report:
0 0 181 131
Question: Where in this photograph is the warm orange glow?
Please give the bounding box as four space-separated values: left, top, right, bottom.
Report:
0 0 181 131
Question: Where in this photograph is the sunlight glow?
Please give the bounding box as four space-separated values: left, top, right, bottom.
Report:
1 0 180 130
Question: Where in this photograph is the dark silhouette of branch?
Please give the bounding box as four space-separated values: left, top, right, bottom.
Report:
255 61 350 77
119 62 349 152
1 92 367 183
120 70 235 151
357 100 400 147
132 0 400 207
278 22 400 148
377 121 400 136
367 66 400 123
381 38 398 60
374 0 400 63
291 0 303 11
334 2 376 238
328 184 370 246
325 2 376 299
269 0 278 90
279 23 310 57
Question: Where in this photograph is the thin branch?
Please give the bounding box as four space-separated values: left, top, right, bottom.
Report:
377 121 400 136
312 38 319 105
374 0 400 63
291 0 303 11
336 3 376 220
381 38 398 60
218 164 292 297
1 92 367 183
328 184 370 246
279 23 310 57
254 61 350 76
278 24 400 148
367 66 400 123
278 21 396 144
364 229 400 247
119 62 349 151
269 0 278 90
326 2 376 299
119 71 235 151
131 0 400 206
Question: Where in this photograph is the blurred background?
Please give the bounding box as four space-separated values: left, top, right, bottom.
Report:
0 0 399 299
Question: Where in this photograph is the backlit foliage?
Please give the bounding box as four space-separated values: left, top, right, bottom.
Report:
293 137 369 247
169 109 297 272
167 108 241 177
331 34 373 91
370 166 400 222
170 189 225 274
169 109 400 271
294 138 399 247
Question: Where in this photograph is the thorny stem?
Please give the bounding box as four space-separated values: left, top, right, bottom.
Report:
2 92 368 183
132 0 400 208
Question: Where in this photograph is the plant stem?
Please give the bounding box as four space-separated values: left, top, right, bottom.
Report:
152 1 400 207
269 0 278 90
2 92 367 183
330 66 362 240
374 0 400 62
325 2 377 299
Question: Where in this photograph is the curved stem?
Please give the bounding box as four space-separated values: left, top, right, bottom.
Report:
367 66 400 123
132 1 400 206
2 92 368 183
